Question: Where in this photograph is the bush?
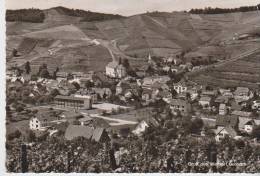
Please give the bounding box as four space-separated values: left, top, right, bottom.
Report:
7 130 21 141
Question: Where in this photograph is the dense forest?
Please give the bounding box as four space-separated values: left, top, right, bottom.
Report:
190 4 260 14
53 6 124 22
6 9 45 23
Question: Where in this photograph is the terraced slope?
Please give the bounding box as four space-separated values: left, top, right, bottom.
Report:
6 8 260 75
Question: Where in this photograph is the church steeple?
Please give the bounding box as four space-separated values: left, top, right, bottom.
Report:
148 53 152 63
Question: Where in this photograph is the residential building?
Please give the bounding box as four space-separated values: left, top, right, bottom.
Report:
169 99 191 115
199 96 212 107
252 100 260 111
173 80 188 94
216 115 239 129
142 76 170 89
142 88 153 102
29 114 61 131
201 90 218 97
215 126 238 142
65 125 109 142
132 117 160 136
215 96 229 105
219 104 227 115
238 117 256 134
54 95 92 110
234 87 251 103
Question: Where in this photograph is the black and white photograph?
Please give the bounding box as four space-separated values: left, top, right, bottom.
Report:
3 0 260 173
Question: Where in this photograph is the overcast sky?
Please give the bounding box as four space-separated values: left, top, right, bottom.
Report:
6 0 260 16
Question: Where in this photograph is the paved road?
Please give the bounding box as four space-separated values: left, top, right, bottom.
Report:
81 112 138 126
33 105 138 126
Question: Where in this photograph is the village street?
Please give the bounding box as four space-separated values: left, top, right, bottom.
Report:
81 112 138 126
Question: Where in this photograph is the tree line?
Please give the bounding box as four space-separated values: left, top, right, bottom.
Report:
6 8 45 23
53 6 124 22
189 4 260 14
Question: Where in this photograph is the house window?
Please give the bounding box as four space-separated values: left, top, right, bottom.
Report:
36 120 38 123
36 125 38 128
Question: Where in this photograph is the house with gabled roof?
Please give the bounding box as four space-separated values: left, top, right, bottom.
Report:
238 117 258 134
199 96 212 108
65 125 109 142
215 126 238 142
132 117 160 136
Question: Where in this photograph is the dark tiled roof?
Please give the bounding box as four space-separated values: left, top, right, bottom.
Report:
170 99 190 107
92 128 105 142
216 115 238 127
65 125 93 140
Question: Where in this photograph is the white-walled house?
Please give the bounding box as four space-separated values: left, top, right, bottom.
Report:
199 96 212 107
244 121 255 134
29 115 61 131
215 126 238 142
132 120 149 136
173 81 188 94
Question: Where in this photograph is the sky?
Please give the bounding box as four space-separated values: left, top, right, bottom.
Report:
6 0 260 16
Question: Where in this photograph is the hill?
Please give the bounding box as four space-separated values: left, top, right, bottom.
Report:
6 6 260 77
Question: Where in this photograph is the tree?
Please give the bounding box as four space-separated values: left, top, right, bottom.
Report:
145 65 155 76
84 80 94 89
72 82 80 90
24 61 31 74
191 118 204 133
38 63 50 78
122 58 130 69
12 48 18 57
252 125 260 139
52 67 59 80
119 128 130 138
7 130 21 141
25 130 36 143
39 69 50 78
